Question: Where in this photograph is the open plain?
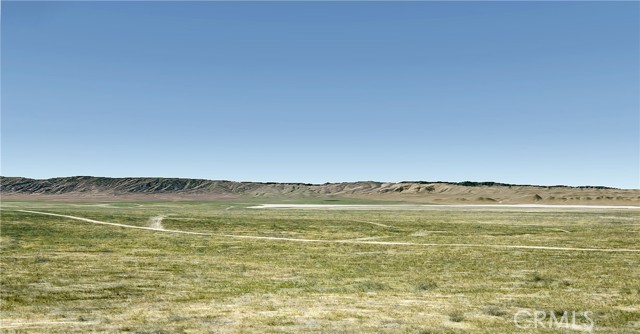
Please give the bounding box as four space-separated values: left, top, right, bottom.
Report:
4 1 639 333
1 200 639 333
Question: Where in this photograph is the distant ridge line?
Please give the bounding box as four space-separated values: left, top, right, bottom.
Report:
1 176 636 204
0 176 621 189
400 181 616 190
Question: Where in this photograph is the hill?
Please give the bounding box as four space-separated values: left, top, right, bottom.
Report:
1 176 638 205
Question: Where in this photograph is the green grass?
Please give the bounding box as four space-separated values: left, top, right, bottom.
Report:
1 201 639 333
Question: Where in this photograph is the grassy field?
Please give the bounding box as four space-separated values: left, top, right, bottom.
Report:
1 200 639 333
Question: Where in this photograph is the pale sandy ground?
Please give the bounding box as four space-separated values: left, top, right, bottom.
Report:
148 215 166 229
8 209 639 253
249 204 640 210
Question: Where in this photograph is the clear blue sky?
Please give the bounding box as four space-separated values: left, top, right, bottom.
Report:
2 1 638 188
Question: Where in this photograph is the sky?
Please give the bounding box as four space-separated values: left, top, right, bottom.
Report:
1 1 639 188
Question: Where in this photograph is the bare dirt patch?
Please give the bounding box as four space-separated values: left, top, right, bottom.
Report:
148 215 166 229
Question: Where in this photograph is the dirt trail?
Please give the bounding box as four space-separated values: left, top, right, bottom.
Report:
15 210 209 236
220 234 640 253
10 210 640 253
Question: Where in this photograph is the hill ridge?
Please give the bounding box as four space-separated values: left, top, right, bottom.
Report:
0 176 621 189
1 176 637 204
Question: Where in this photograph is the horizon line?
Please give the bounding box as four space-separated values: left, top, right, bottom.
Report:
2 175 635 190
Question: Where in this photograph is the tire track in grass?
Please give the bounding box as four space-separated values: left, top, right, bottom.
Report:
9 210 640 253
220 234 640 253
14 210 210 236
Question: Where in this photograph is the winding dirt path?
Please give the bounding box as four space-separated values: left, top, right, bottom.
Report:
10 210 640 253
220 234 640 253
15 210 210 236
